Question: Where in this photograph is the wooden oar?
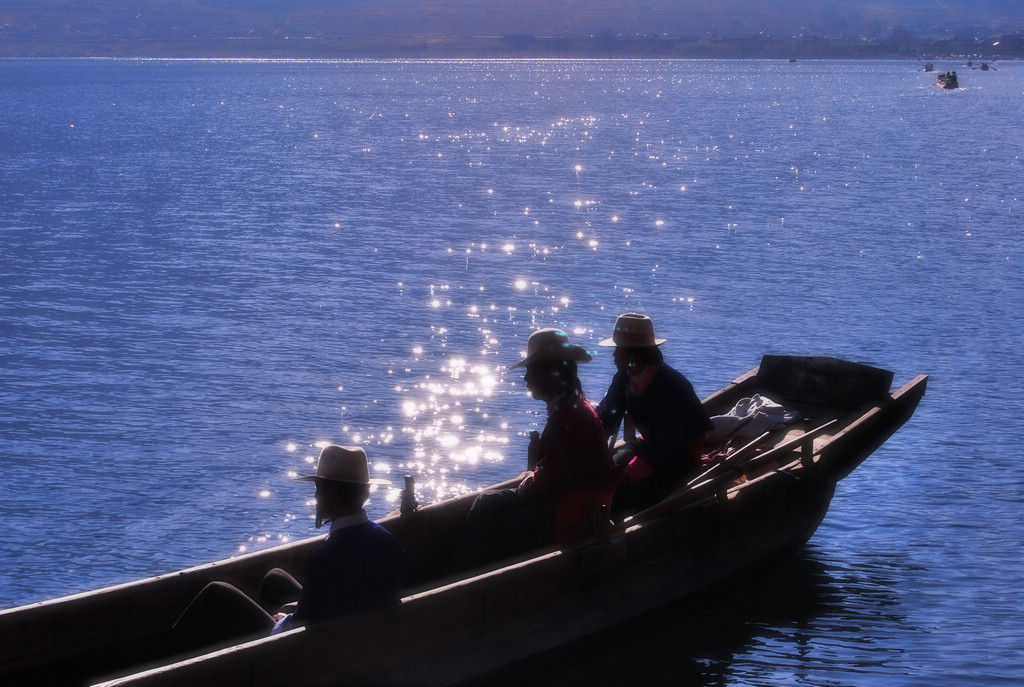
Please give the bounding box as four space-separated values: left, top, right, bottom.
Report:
687 430 771 488
627 419 839 523
690 419 838 490
735 418 838 475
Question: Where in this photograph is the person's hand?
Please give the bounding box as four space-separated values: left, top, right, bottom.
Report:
516 473 535 497
622 456 654 483
274 601 297 617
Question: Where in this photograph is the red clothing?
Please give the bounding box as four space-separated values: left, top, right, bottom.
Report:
522 394 616 545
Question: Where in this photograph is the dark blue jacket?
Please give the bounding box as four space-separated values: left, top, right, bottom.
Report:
291 520 406 625
596 363 713 478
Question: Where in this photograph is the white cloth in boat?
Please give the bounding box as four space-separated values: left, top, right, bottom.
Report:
706 394 801 442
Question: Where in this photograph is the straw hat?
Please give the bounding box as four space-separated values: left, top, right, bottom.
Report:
509 328 592 369
294 445 390 485
598 313 666 348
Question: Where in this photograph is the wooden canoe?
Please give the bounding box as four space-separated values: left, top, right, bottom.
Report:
0 355 927 687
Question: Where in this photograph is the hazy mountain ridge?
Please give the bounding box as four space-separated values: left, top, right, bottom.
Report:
2 0 1021 57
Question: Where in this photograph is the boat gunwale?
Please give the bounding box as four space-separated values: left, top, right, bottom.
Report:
90 370 929 686
0 357 929 686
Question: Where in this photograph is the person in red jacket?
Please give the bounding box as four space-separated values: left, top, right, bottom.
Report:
463 328 615 565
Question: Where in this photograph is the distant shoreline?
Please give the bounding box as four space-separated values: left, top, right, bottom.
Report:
1 35 1020 61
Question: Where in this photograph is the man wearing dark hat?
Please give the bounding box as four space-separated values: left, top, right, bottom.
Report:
595 313 713 518
172 445 405 650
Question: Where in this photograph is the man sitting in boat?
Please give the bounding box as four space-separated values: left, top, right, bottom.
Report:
172 445 406 650
595 313 714 519
463 328 615 563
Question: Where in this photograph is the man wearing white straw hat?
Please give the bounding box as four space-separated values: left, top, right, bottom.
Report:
595 313 713 518
462 328 615 565
172 445 405 652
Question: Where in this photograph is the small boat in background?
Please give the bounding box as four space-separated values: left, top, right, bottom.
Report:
923 63 935 72
937 71 959 89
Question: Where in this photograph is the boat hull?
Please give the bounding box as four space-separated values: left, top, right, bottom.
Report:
99 469 836 686
0 355 928 687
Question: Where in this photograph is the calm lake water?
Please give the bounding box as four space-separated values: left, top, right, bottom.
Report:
1 58 1022 685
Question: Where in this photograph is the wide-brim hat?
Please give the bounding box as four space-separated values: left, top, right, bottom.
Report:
598 312 666 348
294 445 390 485
509 328 592 369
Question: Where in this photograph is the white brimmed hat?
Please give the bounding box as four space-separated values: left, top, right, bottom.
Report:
598 313 666 348
509 328 592 369
294 445 390 485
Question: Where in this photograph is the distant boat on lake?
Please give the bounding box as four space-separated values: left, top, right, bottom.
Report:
923 63 935 72
937 71 959 89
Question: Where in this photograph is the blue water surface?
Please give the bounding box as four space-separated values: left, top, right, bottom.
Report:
1 58 1022 685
